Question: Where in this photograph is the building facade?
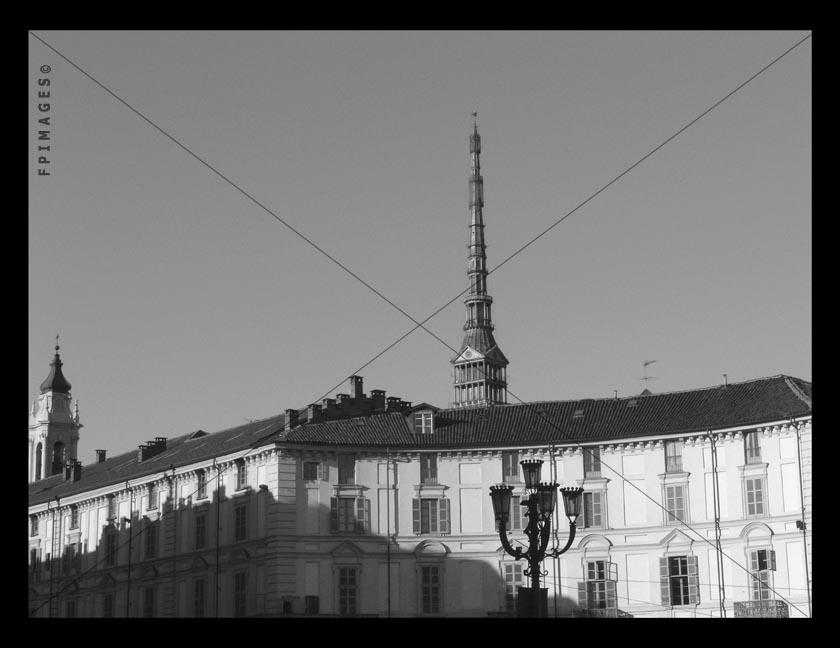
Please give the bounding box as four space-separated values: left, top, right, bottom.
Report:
29 124 812 618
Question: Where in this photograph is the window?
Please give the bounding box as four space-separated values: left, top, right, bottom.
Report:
420 454 438 485
502 452 520 483
665 485 686 524
195 513 207 550
196 471 207 499
665 440 682 473
147 483 158 510
330 497 370 534
194 578 206 618
665 556 692 606
412 498 450 535
105 531 117 567
29 548 39 574
499 495 522 532
420 565 441 614
65 600 77 618
234 504 247 542
745 432 762 464
145 522 157 559
503 563 524 613
584 560 617 610
142 586 155 618
234 571 247 617
582 492 604 528
304 595 319 614
103 593 114 618
303 461 319 481
70 505 79 529
584 447 601 478
107 495 116 519
338 454 355 485
35 443 42 481
338 567 358 615
745 478 766 517
235 460 247 490
414 411 434 434
749 549 776 601
30 515 39 537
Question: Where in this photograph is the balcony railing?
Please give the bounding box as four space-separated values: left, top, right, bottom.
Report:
574 608 633 618
733 600 789 618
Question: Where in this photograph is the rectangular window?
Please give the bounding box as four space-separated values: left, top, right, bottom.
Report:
234 571 247 617
745 478 765 517
420 454 438 485
338 567 358 615
305 595 319 614
338 498 355 533
145 523 157 559
665 485 686 524
412 498 450 535
502 452 520 483
303 461 319 481
195 513 207 550
749 550 775 601
196 471 207 499
103 593 114 618
745 432 762 464
107 495 117 519
665 440 683 473
66 600 76 618
236 461 247 490
503 563 523 613
338 454 355 485
105 532 117 567
234 504 247 542
194 578 206 618
30 515 39 537
505 495 522 532
421 566 441 614
584 447 601 478
142 587 155 618
414 411 434 434
147 483 158 510
668 556 690 606
421 499 438 534
331 497 370 534
583 492 604 528
70 505 79 530
586 561 608 609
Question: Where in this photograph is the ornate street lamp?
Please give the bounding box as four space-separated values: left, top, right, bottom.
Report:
490 459 583 617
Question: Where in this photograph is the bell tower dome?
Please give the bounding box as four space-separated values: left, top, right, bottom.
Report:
29 336 82 482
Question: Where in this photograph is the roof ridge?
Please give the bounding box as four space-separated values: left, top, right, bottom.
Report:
783 376 812 409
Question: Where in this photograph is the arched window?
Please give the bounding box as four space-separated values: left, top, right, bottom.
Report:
35 443 43 481
52 441 65 476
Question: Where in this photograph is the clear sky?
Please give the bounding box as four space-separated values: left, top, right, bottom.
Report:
28 31 811 465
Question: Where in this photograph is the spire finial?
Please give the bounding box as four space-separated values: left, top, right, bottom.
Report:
55 333 60 354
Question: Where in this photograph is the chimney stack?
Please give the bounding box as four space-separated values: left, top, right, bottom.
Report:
64 459 82 482
336 393 351 406
284 409 299 432
154 437 167 450
386 396 402 412
349 375 364 400
307 403 322 423
370 389 386 410
96 449 107 463
322 397 336 411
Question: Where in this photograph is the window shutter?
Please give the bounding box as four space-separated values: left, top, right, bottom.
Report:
412 499 421 534
687 555 700 605
608 561 618 582
330 497 338 533
770 550 777 571
439 498 450 534
659 557 671 606
577 582 588 610
319 462 329 482
606 579 617 610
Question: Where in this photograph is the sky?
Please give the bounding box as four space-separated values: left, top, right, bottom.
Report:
28 31 811 466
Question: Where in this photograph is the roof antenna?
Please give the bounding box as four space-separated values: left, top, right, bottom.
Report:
723 373 728 387
638 360 657 391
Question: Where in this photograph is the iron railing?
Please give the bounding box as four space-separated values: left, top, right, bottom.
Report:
734 600 789 618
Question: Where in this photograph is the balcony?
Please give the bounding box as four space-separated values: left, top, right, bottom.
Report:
733 600 789 618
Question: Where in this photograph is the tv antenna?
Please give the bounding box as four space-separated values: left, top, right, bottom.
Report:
638 360 658 387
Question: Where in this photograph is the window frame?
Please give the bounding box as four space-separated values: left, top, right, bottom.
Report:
144 521 158 560
234 503 248 542
69 505 79 530
502 451 520 483
668 556 690 606
194 577 206 618
338 454 356 486
664 484 687 525
235 460 247 491
337 566 358 616
420 453 438 485
665 440 683 473
744 431 762 464
414 411 434 435
582 491 604 529
420 565 442 615
503 562 524 613
744 477 766 517
142 586 156 618
303 461 319 481
196 470 207 499
195 512 207 550
583 447 601 479
233 571 247 617
147 483 158 511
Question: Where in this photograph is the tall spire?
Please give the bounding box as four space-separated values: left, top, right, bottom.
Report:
451 116 509 407
39 334 72 394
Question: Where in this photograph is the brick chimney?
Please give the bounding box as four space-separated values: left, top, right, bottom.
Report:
322 397 337 412
370 389 386 410
307 403 322 423
64 459 82 482
284 409 299 432
349 375 364 399
95 449 107 463
336 393 351 406
386 396 402 412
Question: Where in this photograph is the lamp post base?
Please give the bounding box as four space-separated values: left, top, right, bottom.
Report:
516 587 548 618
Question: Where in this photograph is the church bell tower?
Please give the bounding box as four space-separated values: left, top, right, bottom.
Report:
29 337 81 482
451 116 509 407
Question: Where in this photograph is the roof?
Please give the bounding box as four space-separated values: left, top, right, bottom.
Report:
28 374 811 506
39 351 72 395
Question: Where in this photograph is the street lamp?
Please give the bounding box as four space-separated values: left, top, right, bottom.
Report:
490 459 583 617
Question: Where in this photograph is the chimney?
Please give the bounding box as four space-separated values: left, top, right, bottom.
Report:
64 460 82 482
284 409 299 432
400 400 412 411
322 398 336 411
349 375 364 399
154 437 167 450
370 389 386 410
138 444 150 462
307 403 322 423
386 396 402 412
72 461 82 482
336 393 351 406
96 449 107 463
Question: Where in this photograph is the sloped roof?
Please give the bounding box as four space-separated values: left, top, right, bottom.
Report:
28 375 811 506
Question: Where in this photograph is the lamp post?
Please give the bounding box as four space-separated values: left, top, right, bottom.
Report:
490 459 583 617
